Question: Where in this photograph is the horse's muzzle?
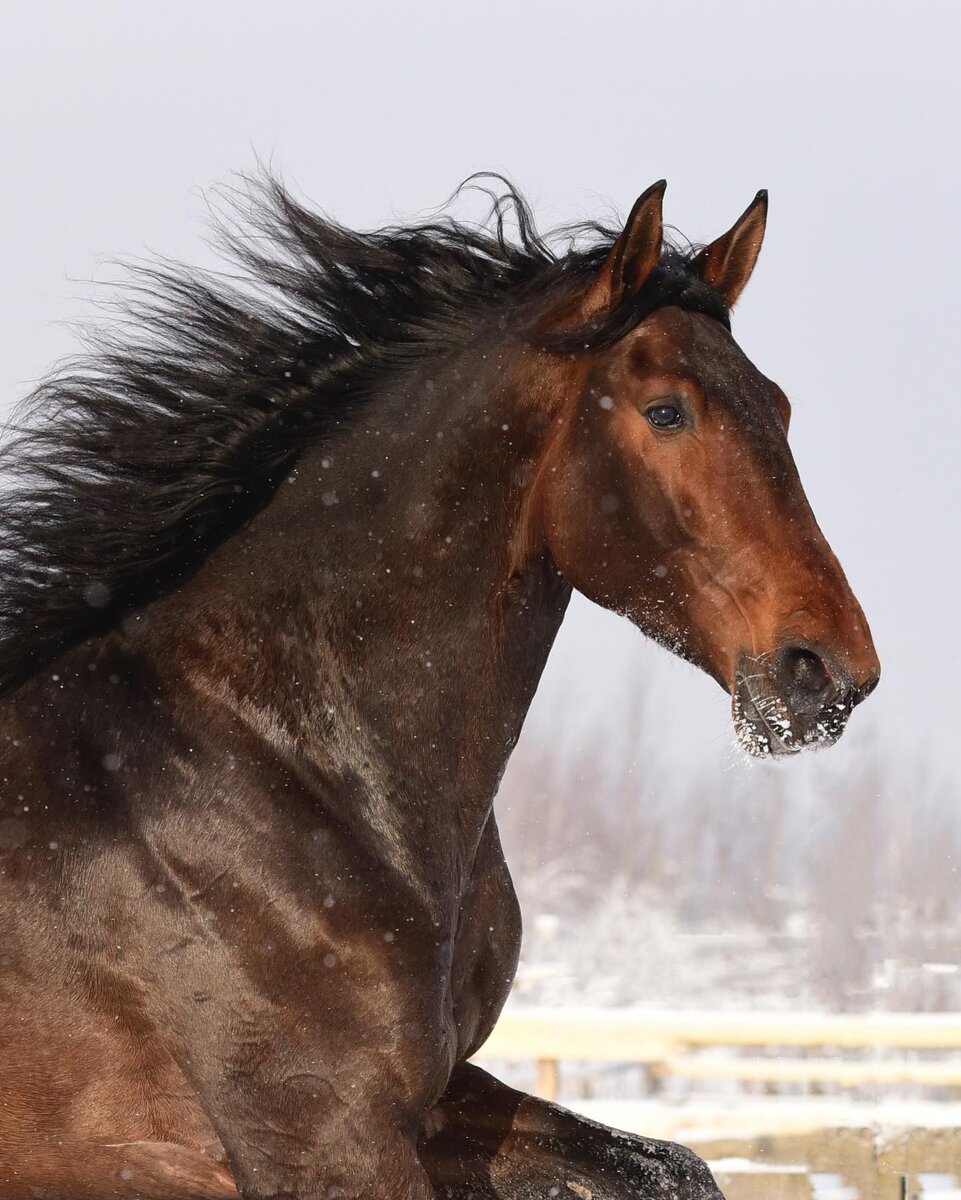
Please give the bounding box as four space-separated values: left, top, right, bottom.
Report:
732 645 880 758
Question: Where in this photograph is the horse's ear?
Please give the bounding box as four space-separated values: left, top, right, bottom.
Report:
580 180 666 319
694 190 768 307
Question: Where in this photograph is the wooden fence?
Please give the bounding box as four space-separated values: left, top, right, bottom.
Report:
472 1010 961 1195
473 1007 961 1100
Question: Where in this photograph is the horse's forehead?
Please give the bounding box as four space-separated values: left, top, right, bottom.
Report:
632 308 757 391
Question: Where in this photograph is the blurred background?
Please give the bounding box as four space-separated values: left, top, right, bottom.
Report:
4 1 960 1184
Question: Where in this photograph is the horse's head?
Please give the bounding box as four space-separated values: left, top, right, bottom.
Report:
534 183 879 757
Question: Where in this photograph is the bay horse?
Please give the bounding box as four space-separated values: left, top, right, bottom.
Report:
0 175 879 1200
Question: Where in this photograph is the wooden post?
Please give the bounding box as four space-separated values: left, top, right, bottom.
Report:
535 1056 559 1100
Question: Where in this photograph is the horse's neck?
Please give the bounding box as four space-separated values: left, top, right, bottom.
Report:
159 350 571 858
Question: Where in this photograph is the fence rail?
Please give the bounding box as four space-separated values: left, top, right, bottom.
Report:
472 1007 961 1100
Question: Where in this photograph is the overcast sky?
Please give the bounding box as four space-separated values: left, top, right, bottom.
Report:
2 1 958 790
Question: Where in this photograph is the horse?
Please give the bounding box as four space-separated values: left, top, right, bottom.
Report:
0 174 879 1200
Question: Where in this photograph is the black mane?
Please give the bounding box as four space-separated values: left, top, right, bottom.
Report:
0 174 727 695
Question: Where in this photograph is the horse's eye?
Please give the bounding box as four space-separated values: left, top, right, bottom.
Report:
646 404 684 430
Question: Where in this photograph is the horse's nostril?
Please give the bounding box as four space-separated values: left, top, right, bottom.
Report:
788 648 832 696
776 646 835 713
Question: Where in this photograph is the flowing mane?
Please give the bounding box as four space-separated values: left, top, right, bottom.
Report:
0 174 728 695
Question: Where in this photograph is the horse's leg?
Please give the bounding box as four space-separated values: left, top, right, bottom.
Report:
419 1063 724 1200
0 1138 237 1200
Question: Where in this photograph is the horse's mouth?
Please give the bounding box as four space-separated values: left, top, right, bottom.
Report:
732 677 851 760
732 685 796 758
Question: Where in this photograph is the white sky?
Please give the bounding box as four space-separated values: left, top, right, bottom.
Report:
2 1 958 786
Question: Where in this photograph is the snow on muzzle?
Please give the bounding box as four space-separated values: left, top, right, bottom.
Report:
732 645 877 759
